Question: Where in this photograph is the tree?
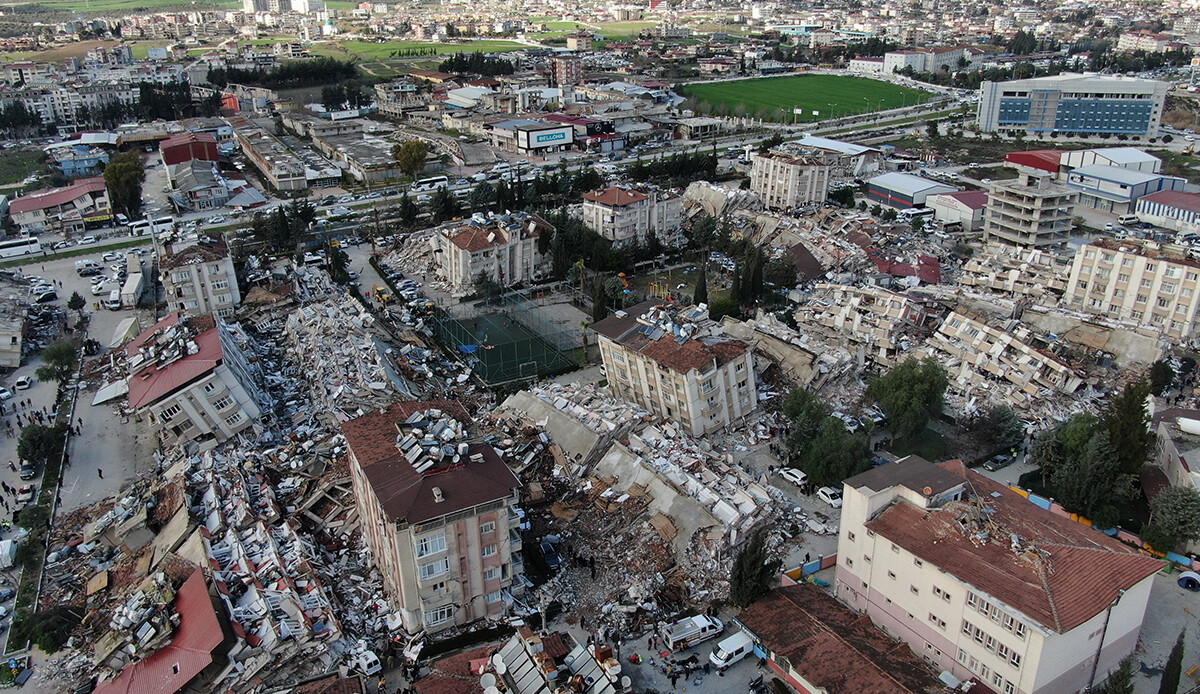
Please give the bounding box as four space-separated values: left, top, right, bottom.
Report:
35 342 77 386
782 388 829 464
1160 630 1185 694
591 281 609 321
1048 429 1135 529
469 181 496 211
757 133 783 154
328 244 350 282
430 187 459 224
729 528 780 608
1102 380 1154 475
392 140 430 179
1142 486 1200 553
66 291 85 319
103 151 145 219
397 192 419 229
800 417 871 487
690 213 717 249
17 423 66 468
474 270 503 301
975 405 1025 451
1149 360 1175 396
911 215 925 234
866 357 949 441
1090 657 1134 694
926 120 939 138
694 265 708 305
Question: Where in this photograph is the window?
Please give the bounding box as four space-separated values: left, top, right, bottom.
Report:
1146 263 1157 272
992 672 1005 688
914 558 923 567
845 557 854 567
967 592 978 608
211 279 229 291
847 531 856 541
1189 272 1198 281
419 558 450 581
160 404 182 422
910 585 919 595
484 567 500 581
226 413 243 426
863 555 871 563
887 570 897 579
962 620 973 636
482 544 498 557
1015 622 1027 640
928 613 946 629
416 533 447 558
1004 682 1015 694
424 605 454 626
1118 273 1130 282
957 648 969 665
990 605 1003 623
479 521 496 535
1163 282 1176 294
1010 652 1021 668
1102 253 1114 263
203 383 216 394
486 590 503 604
1141 278 1153 288
974 626 985 644
736 362 745 372
212 396 234 411
1122 258 1133 267
891 543 900 553
985 635 996 652
978 598 990 615
998 644 1010 660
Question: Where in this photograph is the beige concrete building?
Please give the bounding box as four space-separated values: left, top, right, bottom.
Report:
793 284 933 368
957 246 1070 299
580 186 683 247
749 152 831 210
1064 238 1200 341
430 212 552 294
592 300 756 437
160 237 241 319
341 401 523 635
984 168 1077 248
835 457 1161 694
126 313 265 449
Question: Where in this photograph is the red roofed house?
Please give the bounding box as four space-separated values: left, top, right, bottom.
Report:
9 176 111 235
159 131 220 167
341 400 523 635
926 190 989 233
591 299 756 437
736 584 959 694
125 313 265 448
95 569 238 694
834 456 1162 694
431 212 553 294
580 186 683 247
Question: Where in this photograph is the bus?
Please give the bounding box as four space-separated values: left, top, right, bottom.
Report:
129 217 176 237
0 236 41 258
410 175 449 193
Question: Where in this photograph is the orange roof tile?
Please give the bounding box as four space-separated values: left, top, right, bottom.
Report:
582 187 649 207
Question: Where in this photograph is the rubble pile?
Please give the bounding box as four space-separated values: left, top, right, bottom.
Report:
92 573 184 675
382 230 438 283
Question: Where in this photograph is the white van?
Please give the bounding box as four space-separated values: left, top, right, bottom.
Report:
1117 214 1140 226
105 290 122 311
709 631 754 670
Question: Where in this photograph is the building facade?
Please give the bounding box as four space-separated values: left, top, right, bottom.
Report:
926 190 988 232
160 238 241 319
1136 190 1200 234
341 401 523 635
983 168 1077 247
977 74 1168 137
749 153 831 210
866 172 957 210
126 314 266 449
1064 165 1186 215
592 301 757 438
580 186 683 247
1064 238 1200 340
8 176 111 235
835 457 1161 694
431 213 552 294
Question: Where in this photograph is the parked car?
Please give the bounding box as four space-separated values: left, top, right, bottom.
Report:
0 387 11 400
102 251 124 261
14 376 32 390
16 484 34 505
817 486 843 508
0 588 14 602
540 540 562 570
77 235 97 245
983 454 1014 471
34 290 57 304
18 462 35 480
52 241 74 250
778 468 808 488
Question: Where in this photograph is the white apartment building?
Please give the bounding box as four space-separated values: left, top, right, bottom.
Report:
430 212 552 294
749 153 831 210
160 237 241 319
342 400 523 635
580 186 683 247
126 313 266 449
592 300 756 437
835 456 1161 694
1064 238 1200 341
984 168 1077 247
1116 32 1175 53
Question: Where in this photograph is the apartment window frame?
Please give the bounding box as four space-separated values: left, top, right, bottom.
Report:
416 532 447 559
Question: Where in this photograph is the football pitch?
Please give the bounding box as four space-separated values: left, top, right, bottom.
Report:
678 74 934 122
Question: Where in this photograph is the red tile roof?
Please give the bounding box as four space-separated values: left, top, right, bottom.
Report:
1141 190 1200 215
127 321 224 409
9 176 106 214
864 460 1163 633
448 226 507 252
937 190 989 210
415 645 492 694
293 674 365 694
582 187 649 207
737 584 954 694
591 300 747 374
95 570 231 694
161 131 217 149
341 401 520 524
160 238 230 270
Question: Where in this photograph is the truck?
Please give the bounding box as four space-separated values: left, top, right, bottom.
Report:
660 615 723 651
120 272 144 309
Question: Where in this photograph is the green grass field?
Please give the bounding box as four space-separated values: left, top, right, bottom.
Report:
0 0 235 11
679 74 933 122
0 148 44 186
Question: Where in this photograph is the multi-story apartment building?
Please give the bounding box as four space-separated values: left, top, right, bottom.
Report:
341 400 523 635
983 168 1077 247
1064 238 1200 340
835 456 1161 694
232 120 307 191
0 299 23 369
9 176 111 235
794 284 934 368
580 186 683 247
552 55 583 86
592 300 757 438
1116 32 1177 53
977 74 1168 138
126 313 266 448
430 212 552 294
161 237 241 319
749 153 831 210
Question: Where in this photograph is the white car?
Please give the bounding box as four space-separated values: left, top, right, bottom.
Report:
0 387 11 400
208 216 226 224
14 376 32 390
778 468 808 488
817 486 843 508
102 251 124 262
77 235 97 245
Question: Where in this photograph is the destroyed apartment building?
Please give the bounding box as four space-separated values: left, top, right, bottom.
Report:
956 244 1071 300
790 283 938 369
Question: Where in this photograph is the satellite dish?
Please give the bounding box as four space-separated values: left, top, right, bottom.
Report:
494 659 508 675
480 673 496 688
484 688 500 694
923 486 933 495
621 676 631 688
